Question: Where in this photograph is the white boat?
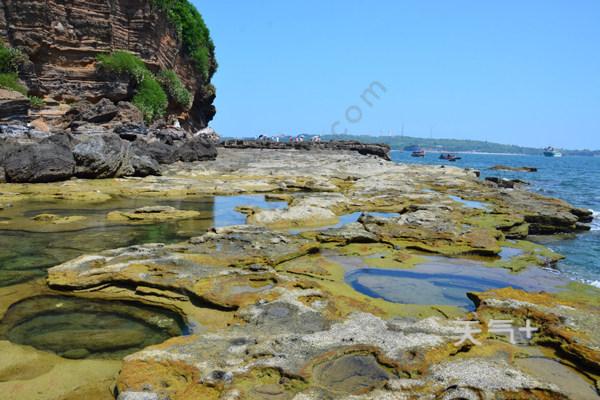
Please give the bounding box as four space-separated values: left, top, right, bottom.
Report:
543 146 562 157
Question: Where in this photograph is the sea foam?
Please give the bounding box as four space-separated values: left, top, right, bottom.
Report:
591 209 600 231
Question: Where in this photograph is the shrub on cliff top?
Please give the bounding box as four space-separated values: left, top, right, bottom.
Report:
151 0 216 80
133 77 168 123
96 51 150 83
157 70 192 110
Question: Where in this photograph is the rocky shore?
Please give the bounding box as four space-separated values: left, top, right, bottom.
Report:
221 139 392 161
0 148 598 400
0 110 217 183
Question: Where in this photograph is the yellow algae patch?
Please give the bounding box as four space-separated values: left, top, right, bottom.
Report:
0 341 120 400
31 214 87 224
232 367 308 399
107 206 202 222
485 240 564 272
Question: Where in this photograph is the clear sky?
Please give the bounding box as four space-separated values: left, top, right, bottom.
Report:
195 1 600 149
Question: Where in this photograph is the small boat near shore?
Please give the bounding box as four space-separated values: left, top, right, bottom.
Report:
411 149 425 157
439 153 461 161
543 146 563 157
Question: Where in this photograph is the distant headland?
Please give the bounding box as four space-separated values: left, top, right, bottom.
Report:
320 134 600 156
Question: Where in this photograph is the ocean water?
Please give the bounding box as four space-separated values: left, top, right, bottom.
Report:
391 151 600 286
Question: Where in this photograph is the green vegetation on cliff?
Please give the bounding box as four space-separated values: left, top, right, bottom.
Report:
0 72 27 95
0 44 26 74
151 0 217 80
133 78 168 123
97 51 170 123
96 51 150 83
0 43 28 94
157 70 193 110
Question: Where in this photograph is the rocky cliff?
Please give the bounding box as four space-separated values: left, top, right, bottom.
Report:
0 0 216 129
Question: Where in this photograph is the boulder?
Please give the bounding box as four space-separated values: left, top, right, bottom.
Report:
0 89 30 121
114 123 148 142
80 98 118 123
3 134 75 183
156 127 187 145
114 101 143 125
194 126 220 143
130 153 161 177
174 136 217 162
72 134 134 178
133 139 178 165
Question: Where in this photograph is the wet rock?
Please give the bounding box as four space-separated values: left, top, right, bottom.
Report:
2 134 75 183
489 165 538 172
312 354 391 394
485 176 519 188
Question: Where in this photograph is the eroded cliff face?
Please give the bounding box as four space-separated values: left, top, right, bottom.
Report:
0 0 216 129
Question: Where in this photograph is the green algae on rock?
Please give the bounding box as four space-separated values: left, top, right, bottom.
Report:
0 149 597 399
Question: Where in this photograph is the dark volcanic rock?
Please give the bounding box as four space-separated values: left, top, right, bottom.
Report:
0 89 29 121
115 123 148 142
3 135 75 183
130 153 161 177
221 139 391 160
175 136 217 162
80 98 119 123
72 134 134 178
489 165 538 172
133 140 178 165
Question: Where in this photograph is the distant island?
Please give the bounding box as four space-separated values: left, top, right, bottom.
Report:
322 134 600 156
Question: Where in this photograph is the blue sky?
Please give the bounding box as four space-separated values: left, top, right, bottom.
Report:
195 1 600 149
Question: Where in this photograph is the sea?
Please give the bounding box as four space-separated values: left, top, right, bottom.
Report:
391 150 600 287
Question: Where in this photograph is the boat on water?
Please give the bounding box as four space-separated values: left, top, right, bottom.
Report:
439 153 461 161
543 146 562 157
411 149 425 157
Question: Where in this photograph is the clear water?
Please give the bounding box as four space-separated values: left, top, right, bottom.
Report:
347 268 519 310
391 151 600 285
0 195 287 287
343 254 569 310
0 295 186 359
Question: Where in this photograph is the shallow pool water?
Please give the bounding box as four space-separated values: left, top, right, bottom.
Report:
0 295 186 359
448 195 490 210
342 255 569 310
347 268 516 310
0 195 286 287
